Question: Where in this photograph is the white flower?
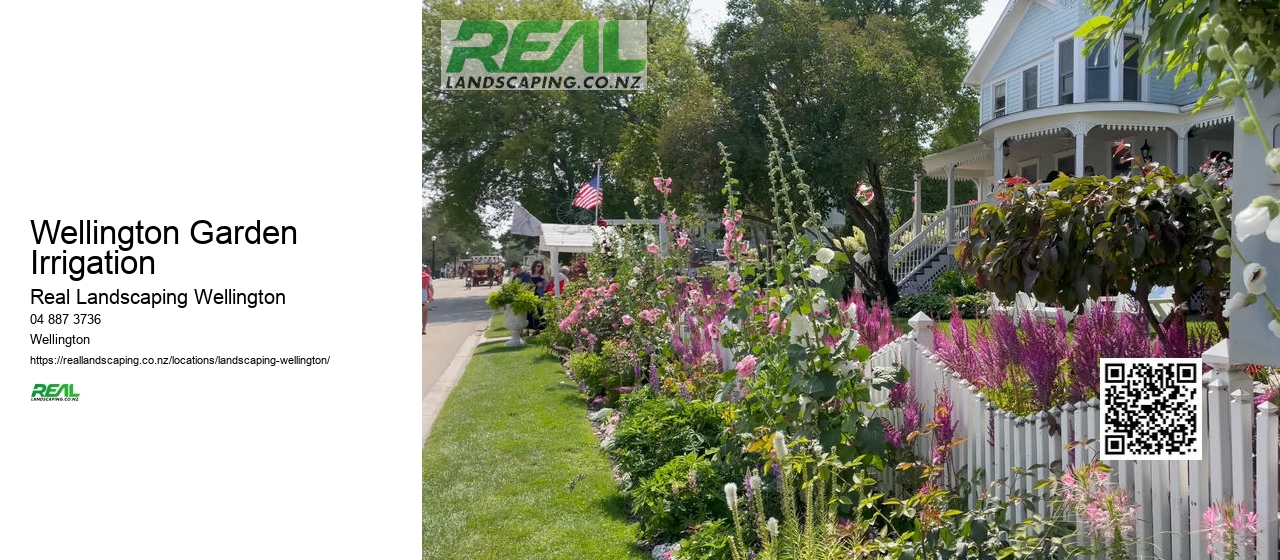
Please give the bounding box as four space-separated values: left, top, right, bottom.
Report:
633 196 642 206
1267 148 1280 173
807 265 829 283
632 266 641 274
1268 215 1280 244
724 483 738 509
788 312 814 343
767 517 779 539
812 295 829 314
1270 319 1280 339
1223 292 1249 318
834 360 857 375
627 278 638 289
1236 204 1273 242
773 432 788 462
816 247 835 264
854 251 871 265
798 395 813 408
1245 263 1268 295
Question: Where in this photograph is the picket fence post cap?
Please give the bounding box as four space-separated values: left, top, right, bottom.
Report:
1202 339 1232 371
1259 400 1278 415
908 312 934 330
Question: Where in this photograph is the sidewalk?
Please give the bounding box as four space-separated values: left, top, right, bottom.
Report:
422 278 494 444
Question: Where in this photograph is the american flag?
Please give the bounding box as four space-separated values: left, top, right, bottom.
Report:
571 170 602 209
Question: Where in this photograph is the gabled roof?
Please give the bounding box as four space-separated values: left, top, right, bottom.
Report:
965 0 1055 87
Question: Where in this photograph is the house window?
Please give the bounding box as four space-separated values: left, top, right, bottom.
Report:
1056 155 1075 177
1023 67 1038 110
1123 35 1141 101
1020 160 1039 182
1086 41 1111 101
993 81 1007 118
1058 39 1074 104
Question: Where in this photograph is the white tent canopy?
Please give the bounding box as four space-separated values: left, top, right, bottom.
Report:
536 223 608 253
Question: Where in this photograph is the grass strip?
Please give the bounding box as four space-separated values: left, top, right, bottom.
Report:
422 343 645 560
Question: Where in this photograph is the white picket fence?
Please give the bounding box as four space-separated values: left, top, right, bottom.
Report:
864 317 1279 560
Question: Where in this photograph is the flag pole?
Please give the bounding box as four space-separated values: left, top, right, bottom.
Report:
594 159 602 223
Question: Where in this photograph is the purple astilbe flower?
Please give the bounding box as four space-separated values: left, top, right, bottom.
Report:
882 417 903 448
931 387 957 465
648 362 660 394
1020 310 1069 409
742 471 756 502
903 399 923 438
888 383 914 409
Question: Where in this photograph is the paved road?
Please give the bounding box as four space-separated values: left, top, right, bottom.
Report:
422 278 494 442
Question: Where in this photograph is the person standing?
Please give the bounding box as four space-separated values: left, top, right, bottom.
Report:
422 265 435 335
553 266 570 296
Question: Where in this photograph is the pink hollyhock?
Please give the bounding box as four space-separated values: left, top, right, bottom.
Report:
580 328 589 336
736 355 758 378
622 315 633 325
647 244 659 254
767 312 781 333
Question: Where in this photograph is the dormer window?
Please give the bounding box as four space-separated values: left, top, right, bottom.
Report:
993 81 1007 118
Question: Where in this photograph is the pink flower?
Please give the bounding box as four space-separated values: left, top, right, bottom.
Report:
727 273 740 291
736 355 758 378
652 177 672 194
656 275 663 282
767 312 781 333
723 218 735 232
676 234 688 248
580 328 589 336
647 244 659 254
968 199 978 204
622 315 633 325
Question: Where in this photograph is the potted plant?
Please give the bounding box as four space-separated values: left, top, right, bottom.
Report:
485 281 540 347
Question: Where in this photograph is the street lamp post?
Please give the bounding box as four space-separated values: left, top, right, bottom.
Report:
431 235 437 272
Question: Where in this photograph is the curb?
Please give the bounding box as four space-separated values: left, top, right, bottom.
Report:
422 321 488 446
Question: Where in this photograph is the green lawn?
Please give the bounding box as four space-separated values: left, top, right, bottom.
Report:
484 313 507 338
422 343 646 560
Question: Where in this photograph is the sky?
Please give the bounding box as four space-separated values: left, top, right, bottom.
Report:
686 0 1007 55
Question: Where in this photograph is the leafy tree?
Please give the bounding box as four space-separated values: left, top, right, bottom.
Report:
703 0 980 302
958 169 1230 345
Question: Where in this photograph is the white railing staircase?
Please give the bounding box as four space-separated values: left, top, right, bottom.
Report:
889 203 978 291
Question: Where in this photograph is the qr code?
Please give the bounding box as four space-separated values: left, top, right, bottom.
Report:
1099 358 1204 461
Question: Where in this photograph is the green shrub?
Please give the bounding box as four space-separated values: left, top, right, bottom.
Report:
891 293 950 318
676 519 733 560
485 280 539 313
630 453 731 541
955 293 990 319
933 269 980 297
566 352 609 396
610 393 727 484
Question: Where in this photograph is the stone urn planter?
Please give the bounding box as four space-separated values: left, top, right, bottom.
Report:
503 306 528 347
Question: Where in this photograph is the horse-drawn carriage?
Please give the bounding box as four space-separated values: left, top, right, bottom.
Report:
461 256 503 289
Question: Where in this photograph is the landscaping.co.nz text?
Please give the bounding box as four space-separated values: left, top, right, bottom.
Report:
29 355 330 367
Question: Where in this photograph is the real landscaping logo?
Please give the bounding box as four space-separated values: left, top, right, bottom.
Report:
440 20 647 90
31 383 80 401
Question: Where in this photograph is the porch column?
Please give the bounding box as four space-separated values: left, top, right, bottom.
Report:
993 135 1005 195
912 175 922 235
945 165 956 241
1176 127 1190 175
1075 131 1086 177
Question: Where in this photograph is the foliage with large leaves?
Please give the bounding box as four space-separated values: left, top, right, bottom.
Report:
957 168 1230 343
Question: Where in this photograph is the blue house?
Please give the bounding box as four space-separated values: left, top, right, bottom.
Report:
895 0 1237 293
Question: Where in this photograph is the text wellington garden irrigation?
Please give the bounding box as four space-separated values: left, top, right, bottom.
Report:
440 20 647 90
